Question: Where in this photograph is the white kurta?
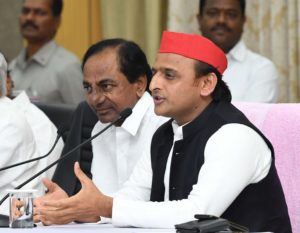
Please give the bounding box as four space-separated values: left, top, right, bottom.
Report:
223 40 278 103
0 97 43 214
91 92 168 195
112 123 271 228
12 92 64 179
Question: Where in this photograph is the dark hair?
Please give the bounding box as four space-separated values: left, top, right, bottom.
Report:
50 0 63 16
82 39 152 91
194 61 232 102
199 0 246 16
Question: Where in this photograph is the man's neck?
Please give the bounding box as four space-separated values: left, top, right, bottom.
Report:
175 98 212 126
25 39 51 60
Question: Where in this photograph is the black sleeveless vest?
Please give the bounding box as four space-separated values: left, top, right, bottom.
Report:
150 100 291 233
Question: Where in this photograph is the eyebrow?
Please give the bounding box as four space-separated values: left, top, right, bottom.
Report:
22 6 47 12
152 67 178 73
98 79 116 85
82 79 116 86
163 68 179 75
205 6 240 12
82 81 89 86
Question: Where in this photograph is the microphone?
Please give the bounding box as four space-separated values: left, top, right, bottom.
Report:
0 108 132 206
0 124 67 172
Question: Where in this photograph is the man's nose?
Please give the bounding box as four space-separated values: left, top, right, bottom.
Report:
23 11 35 21
217 12 226 23
91 89 106 104
149 73 160 92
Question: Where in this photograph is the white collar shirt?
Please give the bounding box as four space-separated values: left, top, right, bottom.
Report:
164 120 184 200
223 40 278 103
91 92 168 196
12 92 64 178
0 97 44 214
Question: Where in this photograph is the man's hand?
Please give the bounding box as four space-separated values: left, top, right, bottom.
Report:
33 178 68 223
35 162 113 225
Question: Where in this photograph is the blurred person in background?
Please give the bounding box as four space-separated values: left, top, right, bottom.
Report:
9 0 84 104
197 0 278 103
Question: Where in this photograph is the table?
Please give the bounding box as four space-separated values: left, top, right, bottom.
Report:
0 223 176 232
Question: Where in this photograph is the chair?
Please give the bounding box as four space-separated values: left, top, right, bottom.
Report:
34 102 76 129
51 101 98 196
234 102 300 233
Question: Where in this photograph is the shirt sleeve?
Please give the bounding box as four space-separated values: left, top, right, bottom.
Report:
113 149 153 201
0 113 37 170
0 110 43 215
111 124 272 228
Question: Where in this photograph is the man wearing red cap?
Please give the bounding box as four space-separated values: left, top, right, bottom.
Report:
36 31 291 232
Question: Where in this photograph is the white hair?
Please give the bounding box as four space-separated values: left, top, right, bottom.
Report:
0 53 7 97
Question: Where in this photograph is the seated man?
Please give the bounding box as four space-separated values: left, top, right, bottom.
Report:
35 32 291 233
0 53 42 214
34 39 168 223
12 91 64 179
0 53 63 215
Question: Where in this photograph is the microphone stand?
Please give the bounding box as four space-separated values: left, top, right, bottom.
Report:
0 124 67 172
0 134 62 172
0 125 66 227
0 108 132 205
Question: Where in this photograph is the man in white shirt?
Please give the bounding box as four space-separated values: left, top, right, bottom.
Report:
0 53 44 215
197 0 278 103
35 32 291 233
12 91 64 179
0 52 63 213
34 39 167 223
9 0 84 104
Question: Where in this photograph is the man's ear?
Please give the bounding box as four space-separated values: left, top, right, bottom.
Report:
135 75 147 97
196 13 202 31
54 16 61 32
243 15 247 24
199 73 217 96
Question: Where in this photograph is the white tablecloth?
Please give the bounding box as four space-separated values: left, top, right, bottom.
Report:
0 223 175 232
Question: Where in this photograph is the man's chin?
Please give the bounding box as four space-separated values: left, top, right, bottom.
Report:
210 35 227 44
97 113 118 124
22 34 40 42
154 108 169 118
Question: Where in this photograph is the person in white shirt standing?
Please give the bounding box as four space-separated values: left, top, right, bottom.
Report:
197 0 278 103
34 39 168 223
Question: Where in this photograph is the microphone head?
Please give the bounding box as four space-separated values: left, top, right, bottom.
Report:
119 108 132 120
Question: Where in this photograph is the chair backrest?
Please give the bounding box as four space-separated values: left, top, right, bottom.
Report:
51 101 98 196
34 102 76 129
234 102 300 233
